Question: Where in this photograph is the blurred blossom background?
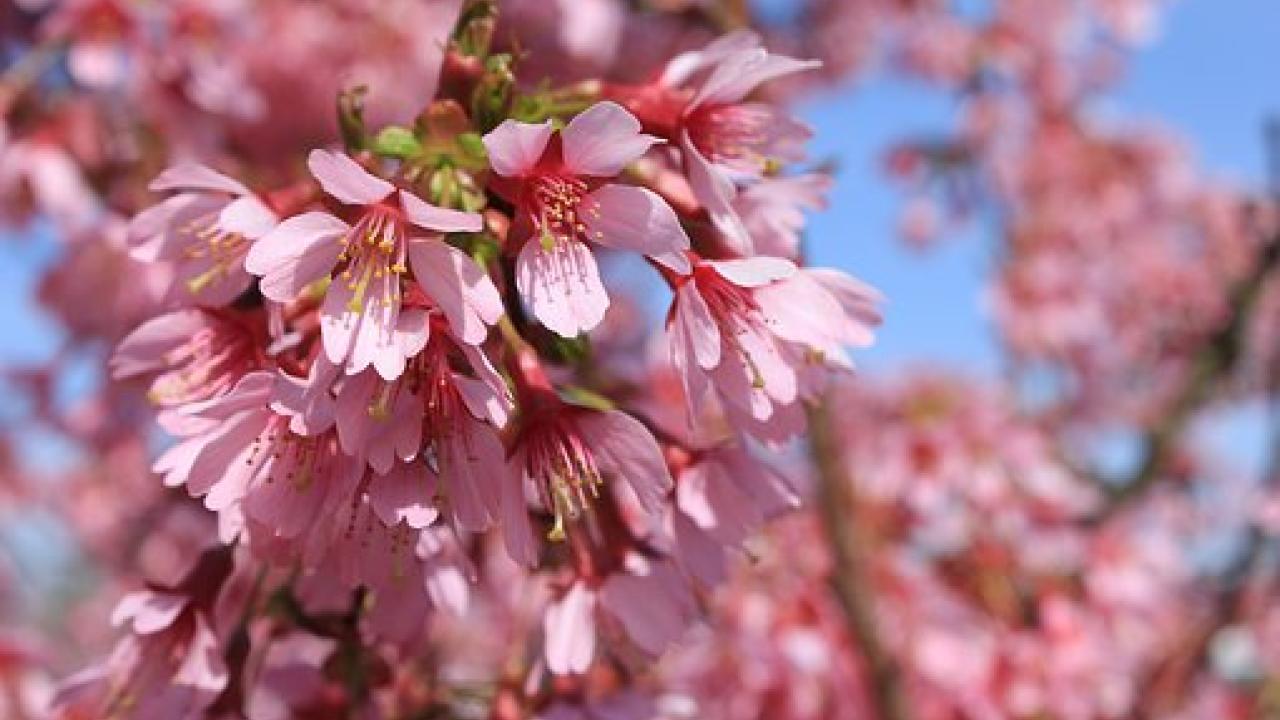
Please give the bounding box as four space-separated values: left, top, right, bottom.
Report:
1 0 1279 719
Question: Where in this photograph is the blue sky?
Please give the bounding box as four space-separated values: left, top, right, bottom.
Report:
799 0 1280 377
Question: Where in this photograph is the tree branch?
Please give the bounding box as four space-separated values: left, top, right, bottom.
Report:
810 400 912 720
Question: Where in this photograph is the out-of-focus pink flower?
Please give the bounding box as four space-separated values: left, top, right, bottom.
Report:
733 173 831 259
543 553 698 675
51 550 235 720
246 150 494 380
618 32 818 254
128 163 279 306
484 101 690 337
665 253 879 443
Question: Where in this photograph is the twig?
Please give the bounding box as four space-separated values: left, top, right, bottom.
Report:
809 400 912 720
1097 227 1280 521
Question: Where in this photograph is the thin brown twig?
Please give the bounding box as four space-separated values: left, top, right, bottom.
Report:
1096 226 1280 522
810 400 912 720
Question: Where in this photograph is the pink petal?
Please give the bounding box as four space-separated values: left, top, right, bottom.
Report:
111 590 188 634
217 196 278 239
150 163 250 196
599 559 695 655
461 343 513 426
515 239 608 338
501 466 537 567
543 583 597 675
753 272 845 348
306 149 395 205
582 184 690 255
482 119 553 177
370 462 438 529
708 255 795 287
245 212 348 302
673 512 728 587
408 241 502 344
111 310 205 378
561 101 660 177
672 282 720 370
439 415 504 532
194 412 271 506
455 374 510 429
680 132 750 249
399 189 482 233
577 410 672 513
807 268 883 344
128 193 226 261
172 614 230 693
662 30 763 86
736 323 797 404
319 269 405 379
691 48 820 109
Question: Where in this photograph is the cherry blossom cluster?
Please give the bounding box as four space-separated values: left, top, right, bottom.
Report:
2 0 1278 719
3 1 885 718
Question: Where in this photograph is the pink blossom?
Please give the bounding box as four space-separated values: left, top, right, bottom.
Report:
665 253 879 443
484 101 690 337
543 554 698 675
128 163 279 306
154 372 362 546
507 376 674 564
51 551 234 720
111 308 264 433
618 32 819 253
334 310 511 532
245 150 496 380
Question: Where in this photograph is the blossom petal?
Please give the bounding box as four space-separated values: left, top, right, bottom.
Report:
399 189 483 233
516 239 608 338
501 468 537 567
577 410 673 513
561 101 660 177
544 583 596 675
673 281 720 370
582 185 690 255
370 462 438 530
307 149 395 205
708 255 795 287
111 309 206 378
245 212 349 302
483 119 554 177
217 196 278 239
111 590 188 634
692 48 820 109
680 132 750 250
150 163 250 196
408 241 502 344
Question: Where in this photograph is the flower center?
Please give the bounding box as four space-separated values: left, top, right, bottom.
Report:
520 416 602 540
687 104 774 171
149 317 254 406
529 174 599 250
180 211 251 295
337 206 408 313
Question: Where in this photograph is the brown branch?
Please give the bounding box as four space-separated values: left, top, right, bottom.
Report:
1097 227 1280 522
809 400 912 720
